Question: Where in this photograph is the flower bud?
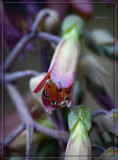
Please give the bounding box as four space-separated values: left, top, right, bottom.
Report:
65 105 91 160
44 9 60 33
101 109 118 136
62 15 85 38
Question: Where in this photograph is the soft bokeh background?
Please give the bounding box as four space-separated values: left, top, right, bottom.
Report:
0 1 118 158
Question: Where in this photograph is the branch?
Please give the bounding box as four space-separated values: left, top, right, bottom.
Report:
30 10 49 33
1 70 40 82
34 122 69 142
92 109 108 119
4 33 36 71
5 84 69 157
1 124 25 149
38 32 60 43
91 143 105 152
3 9 60 71
3 32 60 72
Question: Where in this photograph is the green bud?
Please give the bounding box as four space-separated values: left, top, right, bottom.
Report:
65 106 92 160
62 15 85 40
68 105 91 131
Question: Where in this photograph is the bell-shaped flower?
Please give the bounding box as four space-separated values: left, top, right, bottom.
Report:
32 15 84 112
65 105 92 160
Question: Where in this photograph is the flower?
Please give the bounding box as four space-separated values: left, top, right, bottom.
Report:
32 15 84 112
65 105 92 160
101 109 118 136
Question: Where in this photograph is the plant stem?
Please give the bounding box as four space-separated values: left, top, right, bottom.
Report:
2 124 25 149
2 70 40 82
92 109 108 119
4 84 69 157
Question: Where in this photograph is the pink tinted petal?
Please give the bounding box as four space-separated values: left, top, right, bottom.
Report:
50 39 79 89
51 71 75 89
33 70 52 93
44 104 59 112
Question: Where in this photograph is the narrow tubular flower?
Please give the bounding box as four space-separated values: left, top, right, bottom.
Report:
33 15 84 112
65 105 92 160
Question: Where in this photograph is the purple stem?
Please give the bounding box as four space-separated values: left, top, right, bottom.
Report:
92 109 108 119
2 70 40 82
1 124 25 149
5 84 69 156
3 32 60 71
57 109 66 131
38 32 60 43
3 8 61 71
91 143 105 152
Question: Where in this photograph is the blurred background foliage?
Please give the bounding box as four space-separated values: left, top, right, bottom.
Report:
0 0 118 159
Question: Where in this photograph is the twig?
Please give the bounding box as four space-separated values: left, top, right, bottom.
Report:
57 109 66 131
6 84 34 157
3 9 60 71
92 109 108 119
30 10 49 33
26 122 34 158
3 32 60 72
46 113 59 129
91 143 105 152
5 84 69 157
34 122 69 142
6 84 33 123
1 70 40 82
38 32 60 43
4 33 36 71
55 109 67 151
0 124 25 150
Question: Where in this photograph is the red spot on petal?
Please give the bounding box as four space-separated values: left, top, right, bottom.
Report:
42 77 74 112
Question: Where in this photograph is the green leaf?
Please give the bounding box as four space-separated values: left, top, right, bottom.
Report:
68 105 91 131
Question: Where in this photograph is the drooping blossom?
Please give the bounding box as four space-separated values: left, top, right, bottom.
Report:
32 15 84 112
